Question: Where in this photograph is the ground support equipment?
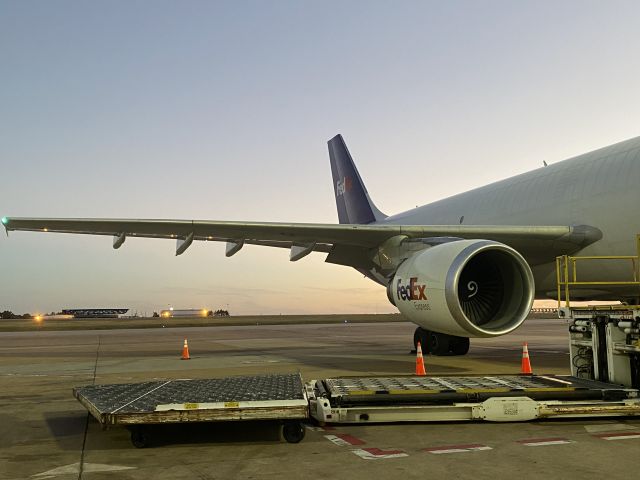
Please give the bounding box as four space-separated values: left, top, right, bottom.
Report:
308 374 640 423
564 308 640 388
73 373 308 447
74 371 640 447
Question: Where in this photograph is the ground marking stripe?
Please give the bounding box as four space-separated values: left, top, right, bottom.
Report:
593 432 640 441
324 435 349 447
304 424 325 432
334 433 366 445
33 463 136 477
517 437 572 446
584 423 637 433
424 444 492 454
323 433 366 446
351 448 408 460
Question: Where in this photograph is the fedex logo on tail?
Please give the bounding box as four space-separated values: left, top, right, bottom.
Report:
336 176 353 197
396 277 427 301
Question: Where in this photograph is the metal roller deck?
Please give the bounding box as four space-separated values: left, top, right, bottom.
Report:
74 373 309 446
319 375 636 405
309 374 640 423
74 372 640 447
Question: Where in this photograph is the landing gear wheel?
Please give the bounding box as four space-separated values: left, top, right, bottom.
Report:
281 421 305 444
451 336 470 355
413 327 430 354
130 428 150 448
429 332 452 356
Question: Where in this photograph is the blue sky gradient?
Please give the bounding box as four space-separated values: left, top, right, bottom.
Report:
2 1 640 314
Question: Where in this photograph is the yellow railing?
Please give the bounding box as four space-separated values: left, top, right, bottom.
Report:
556 234 640 309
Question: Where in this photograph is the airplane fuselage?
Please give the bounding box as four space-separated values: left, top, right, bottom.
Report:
379 137 640 300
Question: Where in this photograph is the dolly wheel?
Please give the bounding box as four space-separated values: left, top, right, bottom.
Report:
130 428 150 448
282 421 306 444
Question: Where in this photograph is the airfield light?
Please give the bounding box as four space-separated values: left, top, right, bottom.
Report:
43 228 48 232
1 217 7 225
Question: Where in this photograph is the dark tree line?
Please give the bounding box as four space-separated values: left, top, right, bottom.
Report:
1 309 233 320
1 310 33 319
150 309 231 318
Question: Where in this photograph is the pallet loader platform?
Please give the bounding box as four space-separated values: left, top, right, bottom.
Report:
74 371 640 447
309 374 640 423
74 373 309 447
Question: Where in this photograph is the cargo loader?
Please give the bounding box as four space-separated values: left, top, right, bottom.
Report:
74 250 640 447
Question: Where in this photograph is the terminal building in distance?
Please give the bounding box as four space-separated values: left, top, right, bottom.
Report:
62 309 129 318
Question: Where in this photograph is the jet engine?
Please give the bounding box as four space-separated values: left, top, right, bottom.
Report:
387 239 534 338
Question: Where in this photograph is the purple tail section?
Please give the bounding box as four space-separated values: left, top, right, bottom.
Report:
328 134 386 225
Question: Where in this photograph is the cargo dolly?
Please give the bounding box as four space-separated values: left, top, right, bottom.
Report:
74 370 640 447
73 312 640 447
74 373 309 447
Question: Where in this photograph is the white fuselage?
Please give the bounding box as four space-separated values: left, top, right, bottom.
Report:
379 136 640 300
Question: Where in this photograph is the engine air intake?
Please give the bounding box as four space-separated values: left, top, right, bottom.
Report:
390 239 534 338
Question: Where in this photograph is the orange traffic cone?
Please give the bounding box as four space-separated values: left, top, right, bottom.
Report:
415 341 427 376
521 342 532 374
181 338 190 360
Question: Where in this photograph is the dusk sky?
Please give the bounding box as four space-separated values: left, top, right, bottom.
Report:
2 1 640 315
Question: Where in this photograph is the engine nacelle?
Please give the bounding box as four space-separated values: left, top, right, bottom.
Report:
388 240 534 338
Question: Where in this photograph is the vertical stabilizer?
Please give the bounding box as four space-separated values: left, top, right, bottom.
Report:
328 134 386 224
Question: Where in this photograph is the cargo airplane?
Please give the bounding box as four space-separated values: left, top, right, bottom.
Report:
4 134 639 355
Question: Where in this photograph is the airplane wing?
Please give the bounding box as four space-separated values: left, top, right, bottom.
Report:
1 217 601 264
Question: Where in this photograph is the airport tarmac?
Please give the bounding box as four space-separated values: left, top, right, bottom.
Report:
1 318 638 479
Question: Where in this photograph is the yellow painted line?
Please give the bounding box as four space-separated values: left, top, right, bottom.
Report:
558 255 636 260
457 388 511 394
568 306 638 311
183 403 199 409
347 390 376 395
388 389 442 395
523 387 575 392
224 401 240 408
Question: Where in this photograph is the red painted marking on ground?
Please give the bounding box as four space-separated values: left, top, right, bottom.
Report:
334 433 366 446
516 437 569 444
423 443 487 452
351 448 409 460
362 448 405 456
424 443 486 452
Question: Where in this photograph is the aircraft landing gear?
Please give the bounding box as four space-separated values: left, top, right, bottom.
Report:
449 335 470 355
412 328 470 356
413 327 430 354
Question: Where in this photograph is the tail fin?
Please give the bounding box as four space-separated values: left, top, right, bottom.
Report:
328 134 386 224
